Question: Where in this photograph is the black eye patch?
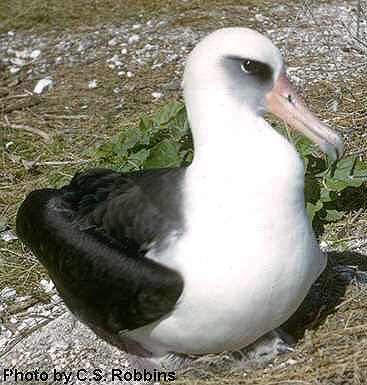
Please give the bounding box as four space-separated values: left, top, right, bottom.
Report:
240 59 273 81
225 55 273 83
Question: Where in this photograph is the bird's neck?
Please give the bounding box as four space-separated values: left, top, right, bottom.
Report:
185 89 300 171
183 88 306 219
186 90 250 164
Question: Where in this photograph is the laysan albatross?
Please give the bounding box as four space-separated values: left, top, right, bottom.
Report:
16 28 344 369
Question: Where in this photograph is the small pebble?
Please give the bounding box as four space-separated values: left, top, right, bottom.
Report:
34 78 54 94
88 79 98 89
0 231 18 243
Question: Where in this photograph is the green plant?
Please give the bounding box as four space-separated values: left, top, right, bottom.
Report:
96 101 367 227
282 128 367 225
96 101 193 172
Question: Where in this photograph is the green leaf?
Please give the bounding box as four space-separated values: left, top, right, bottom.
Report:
306 201 323 222
129 148 150 168
139 115 154 133
152 101 184 127
114 127 150 155
51 174 73 189
304 173 321 203
294 133 317 157
321 209 345 222
323 177 351 192
319 188 336 203
171 106 190 140
145 139 183 168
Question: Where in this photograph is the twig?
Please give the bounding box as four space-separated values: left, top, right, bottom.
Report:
346 147 367 157
350 240 367 250
18 158 92 171
35 159 93 166
350 208 364 224
330 235 367 245
339 18 367 50
3 116 53 144
357 0 362 39
43 114 89 120
335 293 364 310
1 96 41 113
0 248 26 259
4 93 35 99
0 318 54 359
0 298 39 318
18 313 55 321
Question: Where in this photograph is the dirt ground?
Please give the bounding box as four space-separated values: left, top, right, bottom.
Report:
1 0 367 384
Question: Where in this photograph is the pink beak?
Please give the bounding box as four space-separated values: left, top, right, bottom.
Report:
266 74 344 161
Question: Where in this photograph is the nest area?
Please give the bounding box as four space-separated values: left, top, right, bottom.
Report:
1 0 367 384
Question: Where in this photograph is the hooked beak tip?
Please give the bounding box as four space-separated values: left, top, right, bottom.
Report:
266 74 345 161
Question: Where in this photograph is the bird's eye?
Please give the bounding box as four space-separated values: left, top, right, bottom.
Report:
241 60 257 74
240 59 273 80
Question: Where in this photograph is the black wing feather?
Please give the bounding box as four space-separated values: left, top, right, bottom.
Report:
16 167 185 351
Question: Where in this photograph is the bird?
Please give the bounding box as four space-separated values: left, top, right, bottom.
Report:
16 27 344 371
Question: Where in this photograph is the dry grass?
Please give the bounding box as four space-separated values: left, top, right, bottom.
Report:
0 0 274 33
1 0 367 384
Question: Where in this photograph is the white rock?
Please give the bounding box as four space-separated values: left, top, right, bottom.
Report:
152 92 162 99
10 57 26 66
30 49 41 59
34 78 54 94
0 231 18 242
108 54 123 67
128 34 140 44
78 41 89 51
319 240 328 250
255 14 267 22
287 358 298 365
88 79 98 89
126 71 134 78
40 279 55 293
108 37 119 46
1 287 17 298
15 295 31 302
15 49 29 58
167 54 178 61
9 66 20 74
157 21 167 27
51 294 61 303
327 99 340 113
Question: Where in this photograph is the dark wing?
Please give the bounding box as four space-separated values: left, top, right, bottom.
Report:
16 168 185 352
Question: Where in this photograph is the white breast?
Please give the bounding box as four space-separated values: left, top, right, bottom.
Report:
129 116 326 355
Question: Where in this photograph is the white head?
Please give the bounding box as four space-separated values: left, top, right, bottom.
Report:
183 28 344 160
184 28 282 115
